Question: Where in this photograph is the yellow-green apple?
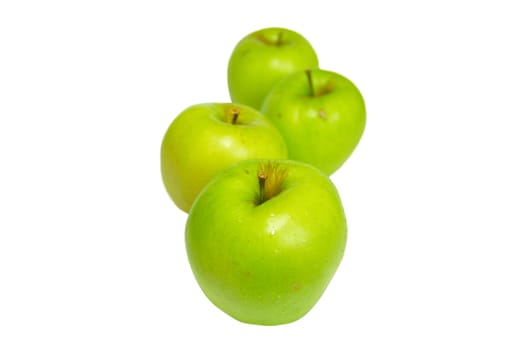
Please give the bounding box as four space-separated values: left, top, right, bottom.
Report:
185 159 347 325
261 68 366 175
160 103 287 213
228 27 319 110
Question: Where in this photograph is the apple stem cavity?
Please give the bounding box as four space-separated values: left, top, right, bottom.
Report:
306 70 335 98
306 69 316 97
256 162 288 205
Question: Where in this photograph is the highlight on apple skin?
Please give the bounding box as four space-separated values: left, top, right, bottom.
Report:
160 103 288 213
261 68 366 175
185 159 347 325
228 27 319 110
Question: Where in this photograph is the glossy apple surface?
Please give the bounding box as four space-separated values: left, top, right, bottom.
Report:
185 159 347 325
161 103 287 213
228 27 319 110
261 68 366 175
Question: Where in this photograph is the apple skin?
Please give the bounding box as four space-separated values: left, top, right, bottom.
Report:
160 103 288 213
185 159 347 325
261 68 366 175
228 27 319 110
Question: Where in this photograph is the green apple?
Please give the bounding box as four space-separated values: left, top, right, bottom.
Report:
160 103 287 213
228 27 319 110
186 159 347 325
261 68 366 175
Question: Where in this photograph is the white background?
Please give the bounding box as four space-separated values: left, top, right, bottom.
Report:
1 0 522 349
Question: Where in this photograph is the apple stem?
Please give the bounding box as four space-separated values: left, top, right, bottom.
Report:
230 107 239 124
257 172 268 204
276 31 283 46
306 69 315 97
